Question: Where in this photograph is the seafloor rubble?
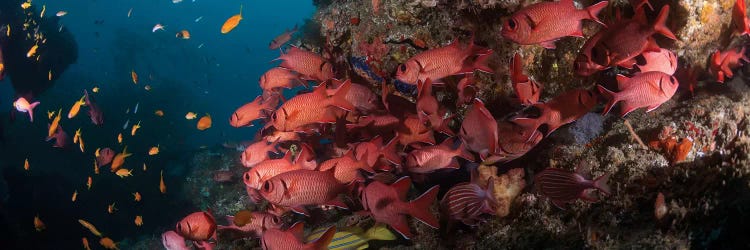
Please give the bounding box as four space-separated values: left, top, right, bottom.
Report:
141 0 750 249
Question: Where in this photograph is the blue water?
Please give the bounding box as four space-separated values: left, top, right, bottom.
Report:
0 0 314 248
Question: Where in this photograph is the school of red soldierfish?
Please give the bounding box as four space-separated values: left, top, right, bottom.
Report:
8 0 749 249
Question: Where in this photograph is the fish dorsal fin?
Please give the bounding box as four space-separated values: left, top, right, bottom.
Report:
288 222 305 239
391 176 412 200
239 4 243 17
615 74 630 89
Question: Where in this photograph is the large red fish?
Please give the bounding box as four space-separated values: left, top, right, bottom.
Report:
329 79 380 115
535 167 611 208
512 89 598 138
217 212 283 238
635 48 678 75
259 67 306 92
709 47 749 83
359 177 439 239
259 169 348 215
270 80 353 132
274 47 334 81
484 121 544 164
501 0 608 49
175 211 216 242
510 53 542 105
318 150 375 183
269 24 298 50
598 72 679 117
591 6 677 68
733 0 750 36
161 230 190 250
405 138 475 174
243 150 311 192
240 140 280 168
395 37 492 85
397 115 435 146
459 99 499 160
230 94 279 128
260 222 335 250
353 136 402 167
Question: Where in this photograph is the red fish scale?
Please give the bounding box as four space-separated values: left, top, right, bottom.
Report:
595 20 655 66
574 29 606 76
460 100 498 157
637 49 677 75
605 72 678 116
442 183 491 224
244 157 300 189
260 67 301 91
397 41 481 83
176 212 216 241
342 83 379 113
406 145 459 173
230 96 277 127
318 153 372 183
398 116 435 146
511 2 586 44
240 141 277 168
272 88 333 131
261 170 345 208
217 212 282 238
278 48 332 81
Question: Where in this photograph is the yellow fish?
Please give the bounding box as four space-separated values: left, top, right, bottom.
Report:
176 30 190 39
26 44 38 58
6 24 10 37
149 145 159 155
73 128 81 144
185 112 197 120
48 108 62 139
221 5 243 34
133 192 141 202
131 121 141 136
24 158 29 171
21 2 31 10
68 95 86 119
47 110 55 119
159 170 167 194
93 160 100 175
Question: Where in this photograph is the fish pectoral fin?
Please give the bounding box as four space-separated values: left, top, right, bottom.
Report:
290 206 310 216
539 40 557 49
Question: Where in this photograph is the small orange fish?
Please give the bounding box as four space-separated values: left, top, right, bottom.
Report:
185 112 197 120
117 133 123 144
48 70 52 81
73 128 81 144
93 160 100 175
131 121 141 136
159 170 167 194
21 2 31 10
133 192 141 202
78 219 102 237
197 114 212 130
24 158 29 171
99 237 118 250
82 237 91 250
27 44 38 58
221 5 243 34
149 145 160 155
71 190 78 202
176 30 190 39
47 110 56 120
86 176 92 190
134 215 143 226
131 70 138 84
34 215 45 231
154 110 164 117
95 148 101 157
142 163 147 171
110 146 132 172
48 108 62 139
107 203 117 214
115 168 133 178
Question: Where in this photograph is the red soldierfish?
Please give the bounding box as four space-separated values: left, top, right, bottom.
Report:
510 53 542 105
96 148 116 167
459 99 499 160
592 6 677 68
175 211 217 242
329 79 380 115
406 138 475 174
161 230 190 250
259 169 348 215
512 89 598 138
598 72 679 117
353 136 402 167
534 167 611 208
416 78 442 127
318 150 375 183
501 0 608 49
230 94 280 128
243 151 306 191
259 67 306 92
635 48 678 75
217 212 283 238
484 121 544 164
733 0 750 36
270 80 353 132
274 47 334 81
397 115 436 147
240 140 280 168
269 24 298 50
359 177 439 239
260 222 336 250
395 37 493 85
709 47 749 83
456 75 478 105
574 29 607 76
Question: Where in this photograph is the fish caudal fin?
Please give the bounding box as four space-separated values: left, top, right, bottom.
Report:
596 85 620 116
28 101 40 122
455 140 476 162
653 5 677 40
593 173 611 195
306 226 336 250
329 80 355 111
408 185 440 229
585 1 609 27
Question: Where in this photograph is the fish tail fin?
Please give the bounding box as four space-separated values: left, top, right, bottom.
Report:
455 139 476 162
28 101 40 122
381 136 402 165
364 224 397 241
585 1 608 27
306 226 336 250
510 53 529 83
593 173 611 195
597 85 620 116
653 5 677 40
466 49 494 74
408 185 439 228
329 79 355 111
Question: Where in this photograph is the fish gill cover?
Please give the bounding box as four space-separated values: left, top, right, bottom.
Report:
2 0 750 249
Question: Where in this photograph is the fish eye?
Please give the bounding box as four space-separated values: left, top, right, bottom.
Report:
263 181 270 191
399 64 407 72
272 217 280 224
244 172 250 181
670 76 677 84
176 224 182 230
272 112 277 120
506 19 517 30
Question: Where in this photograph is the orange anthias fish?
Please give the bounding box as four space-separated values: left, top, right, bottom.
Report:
134 215 143 226
117 133 123 144
34 215 45 231
154 110 164 117
24 158 29 171
160 170 167 194
221 5 243 34
67 95 86 119
115 168 133 178
185 112 197 120
99 237 119 250
82 237 91 250
107 203 117 214
176 30 190 39
131 121 141 136
47 108 62 138
197 114 212 130
149 145 160 155
71 190 78 202
78 219 102 237
86 176 93 189
131 70 138 84
110 146 132 172
133 192 141 202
